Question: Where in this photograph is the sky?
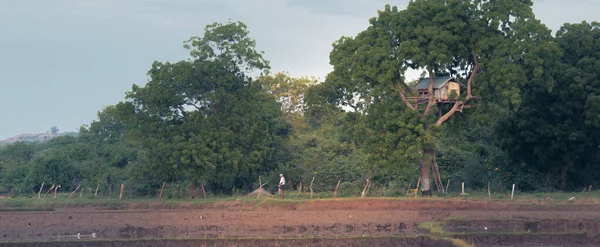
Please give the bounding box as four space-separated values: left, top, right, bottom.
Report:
0 0 598 139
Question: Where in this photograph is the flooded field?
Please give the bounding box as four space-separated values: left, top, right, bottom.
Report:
1 199 599 246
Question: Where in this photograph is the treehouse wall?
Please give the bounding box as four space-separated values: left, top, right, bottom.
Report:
437 82 461 100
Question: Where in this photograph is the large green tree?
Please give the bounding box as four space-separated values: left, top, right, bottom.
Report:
114 21 288 195
499 22 600 190
322 0 559 195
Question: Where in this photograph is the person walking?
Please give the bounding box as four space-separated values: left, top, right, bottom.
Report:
278 174 285 199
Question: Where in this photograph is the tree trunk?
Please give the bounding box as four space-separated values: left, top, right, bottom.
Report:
420 149 434 196
561 165 568 191
189 181 197 199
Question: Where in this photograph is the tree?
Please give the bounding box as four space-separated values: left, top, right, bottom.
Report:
257 72 317 117
115 21 288 194
499 21 600 190
50 126 59 134
322 1 559 195
256 72 317 132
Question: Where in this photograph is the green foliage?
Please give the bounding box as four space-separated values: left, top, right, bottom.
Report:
498 21 600 190
183 21 270 74
363 96 434 182
283 114 367 193
1 11 598 198
116 20 288 194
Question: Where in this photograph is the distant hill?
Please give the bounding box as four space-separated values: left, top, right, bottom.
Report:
0 131 79 146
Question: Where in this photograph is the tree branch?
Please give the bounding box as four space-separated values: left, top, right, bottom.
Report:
422 72 436 117
396 84 416 111
436 49 480 126
467 50 480 99
436 101 464 126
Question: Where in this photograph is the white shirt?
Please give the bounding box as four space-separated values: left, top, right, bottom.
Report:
279 176 285 185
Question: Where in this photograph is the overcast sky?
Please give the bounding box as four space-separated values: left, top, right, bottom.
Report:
1 0 598 139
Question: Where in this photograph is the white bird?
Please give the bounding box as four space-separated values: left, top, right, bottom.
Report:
77 233 81 239
484 227 487 231
92 233 97 239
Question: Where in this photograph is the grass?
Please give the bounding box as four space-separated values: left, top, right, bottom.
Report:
447 237 475 247
442 189 600 202
1 189 600 211
419 221 447 235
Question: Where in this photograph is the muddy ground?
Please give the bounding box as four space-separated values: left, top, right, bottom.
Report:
1 198 599 246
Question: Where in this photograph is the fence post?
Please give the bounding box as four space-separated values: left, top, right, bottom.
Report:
511 184 516 200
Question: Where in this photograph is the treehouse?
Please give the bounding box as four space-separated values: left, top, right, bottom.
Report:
412 76 465 103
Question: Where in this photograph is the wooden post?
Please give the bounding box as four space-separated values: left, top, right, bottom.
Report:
119 184 124 200
44 184 55 198
445 180 450 194
587 185 592 201
415 177 421 198
159 181 166 200
80 187 83 198
108 184 111 199
69 184 81 198
309 176 315 199
258 176 263 198
201 181 206 200
511 184 515 200
488 180 491 199
361 179 370 198
296 182 302 197
405 182 412 196
461 182 465 195
53 185 60 199
38 182 45 199
334 179 341 199
94 184 100 198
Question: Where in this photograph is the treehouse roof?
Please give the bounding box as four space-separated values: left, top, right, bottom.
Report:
413 76 464 90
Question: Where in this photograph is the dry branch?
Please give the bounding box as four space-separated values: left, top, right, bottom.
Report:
201 181 206 200
53 185 60 199
119 184 124 200
361 179 371 198
94 184 100 198
44 184 55 198
69 184 81 198
38 182 45 199
296 182 302 197
159 181 166 200
257 176 268 199
309 176 315 199
488 180 491 199
334 179 341 199
568 187 588 201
